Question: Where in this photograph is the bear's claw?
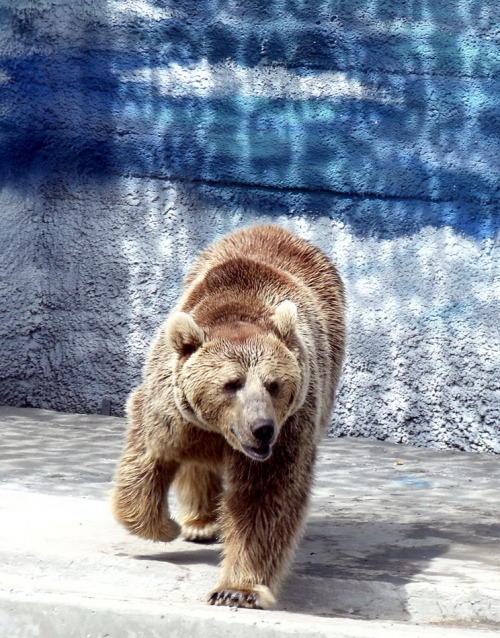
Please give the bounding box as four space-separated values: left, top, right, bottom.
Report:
209 589 260 608
209 584 276 609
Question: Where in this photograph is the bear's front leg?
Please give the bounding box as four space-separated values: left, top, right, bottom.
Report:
111 387 181 542
210 439 315 609
112 447 181 542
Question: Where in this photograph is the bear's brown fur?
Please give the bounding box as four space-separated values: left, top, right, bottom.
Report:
112 224 345 609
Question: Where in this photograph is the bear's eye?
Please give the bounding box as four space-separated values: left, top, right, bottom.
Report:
224 379 243 394
265 380 280 397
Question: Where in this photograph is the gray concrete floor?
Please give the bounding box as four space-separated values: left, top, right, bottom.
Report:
0 406 499 637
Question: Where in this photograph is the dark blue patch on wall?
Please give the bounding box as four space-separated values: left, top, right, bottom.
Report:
0 1 498 239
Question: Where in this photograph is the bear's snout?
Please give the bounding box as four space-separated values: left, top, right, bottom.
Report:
251 419 276 445
236 418 277 461
231 415 277 461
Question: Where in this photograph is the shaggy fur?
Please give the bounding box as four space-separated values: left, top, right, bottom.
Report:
112 224 345 609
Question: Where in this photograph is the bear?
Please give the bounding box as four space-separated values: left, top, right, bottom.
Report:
111 224 345 609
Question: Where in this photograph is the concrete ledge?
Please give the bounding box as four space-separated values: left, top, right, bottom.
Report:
2 593 499 638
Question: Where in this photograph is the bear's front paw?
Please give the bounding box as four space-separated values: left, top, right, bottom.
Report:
122 517 181 543
181 516 220 543
155 518 182 542
208 584 275 609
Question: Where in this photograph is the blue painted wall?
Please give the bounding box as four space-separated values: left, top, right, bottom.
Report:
0 1 498 450
1 2 498 234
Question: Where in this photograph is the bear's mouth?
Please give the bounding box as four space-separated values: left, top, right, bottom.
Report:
230 428 273 461
241 443 272 461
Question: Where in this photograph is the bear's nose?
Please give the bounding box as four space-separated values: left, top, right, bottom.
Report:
251 419 275 444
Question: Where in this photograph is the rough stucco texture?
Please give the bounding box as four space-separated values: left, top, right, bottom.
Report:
0 1 498 452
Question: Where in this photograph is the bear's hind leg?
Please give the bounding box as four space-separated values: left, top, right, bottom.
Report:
174 463 223 543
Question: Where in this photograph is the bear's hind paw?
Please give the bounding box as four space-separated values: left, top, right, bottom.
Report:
208 585 275 609
181 517 220 544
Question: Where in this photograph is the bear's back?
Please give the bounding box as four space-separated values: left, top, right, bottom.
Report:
183 225 345 379
186 225 344 317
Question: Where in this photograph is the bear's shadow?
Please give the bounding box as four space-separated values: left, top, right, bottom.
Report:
134 546 221 567
131 516 457 621
277 515 487 621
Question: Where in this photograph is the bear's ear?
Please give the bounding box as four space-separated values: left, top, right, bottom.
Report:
165 312 205 357
271 300 298 343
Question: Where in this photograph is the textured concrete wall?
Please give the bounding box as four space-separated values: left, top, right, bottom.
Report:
0 1 498 451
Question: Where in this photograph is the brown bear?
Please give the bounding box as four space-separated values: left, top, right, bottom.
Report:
112 224 345 609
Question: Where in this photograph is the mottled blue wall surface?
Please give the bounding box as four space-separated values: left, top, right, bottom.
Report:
0 1 498 451
1 1 499 230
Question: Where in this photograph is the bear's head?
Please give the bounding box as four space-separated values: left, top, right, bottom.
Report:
165 301 308 461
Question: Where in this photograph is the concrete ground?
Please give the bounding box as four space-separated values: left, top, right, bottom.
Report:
0 407 499 638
